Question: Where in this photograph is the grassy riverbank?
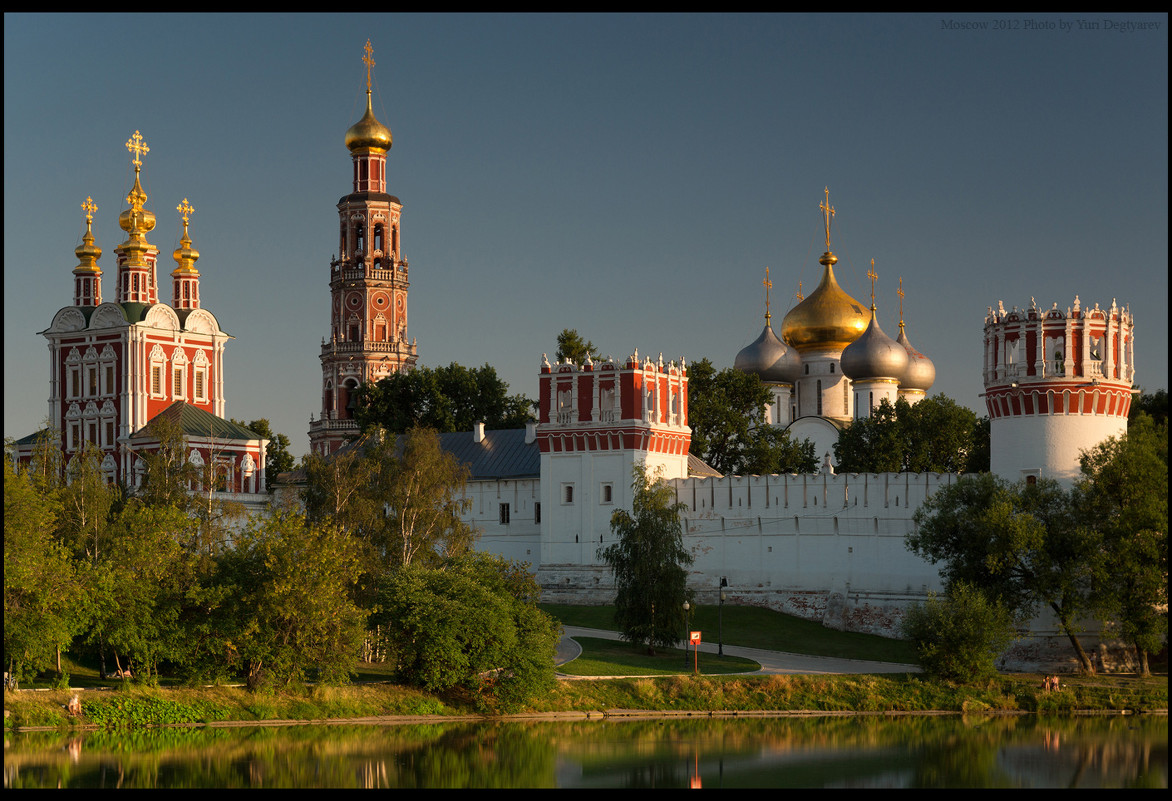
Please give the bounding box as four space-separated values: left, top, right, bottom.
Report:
5 671 1166 732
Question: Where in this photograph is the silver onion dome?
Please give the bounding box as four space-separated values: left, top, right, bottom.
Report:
840 310 909 381
734 324 802 384
896 326 936 392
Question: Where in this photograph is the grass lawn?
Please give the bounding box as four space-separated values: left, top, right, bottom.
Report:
558 637 761 677
540 603 919 665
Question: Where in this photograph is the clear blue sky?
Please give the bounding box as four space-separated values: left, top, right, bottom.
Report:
5 13 1168 459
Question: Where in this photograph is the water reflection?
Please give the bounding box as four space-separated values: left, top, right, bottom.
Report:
4 714 1166 788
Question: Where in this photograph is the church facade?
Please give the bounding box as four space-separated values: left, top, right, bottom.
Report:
14 130 270 506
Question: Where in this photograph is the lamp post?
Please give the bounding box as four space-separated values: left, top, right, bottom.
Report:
718 577 727 656
682 600 690 669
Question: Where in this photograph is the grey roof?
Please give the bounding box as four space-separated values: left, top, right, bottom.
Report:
437 428 540 480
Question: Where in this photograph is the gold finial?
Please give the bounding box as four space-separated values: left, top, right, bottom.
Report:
820 187 835 252
81 196 98 226
177 198 194 232
763 267 773 321
796 280 804 303
867 258 878 310
363 39 375 91
125 130 149 169
897 277 905 330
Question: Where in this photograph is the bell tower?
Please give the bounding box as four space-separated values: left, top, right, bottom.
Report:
310 40 418 456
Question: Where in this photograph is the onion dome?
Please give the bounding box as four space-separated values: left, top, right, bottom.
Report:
171 199 200 275
896 324 935 392
841 307 908 381
780 250 868 351
345 40 392 153
735 323 802 384
115 131 157 265
345 92 392 153
74 197 102 273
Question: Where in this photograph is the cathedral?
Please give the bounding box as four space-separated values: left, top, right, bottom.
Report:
14 131 269 502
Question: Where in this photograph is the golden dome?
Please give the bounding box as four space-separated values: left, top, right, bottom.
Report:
345 90 392 153
781 252 868 351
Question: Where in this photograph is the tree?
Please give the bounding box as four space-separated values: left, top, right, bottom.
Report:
1074 413 1168 675
3 457 87 683
354 362 532 435
907 473 1102 672
555 328 600 365
135 415 199 511
834 395 983 474
686 358 816 475
374 552 561 712
214 513 368 689
1129 388 1167 427
598 465 693 654
901 581 1017 683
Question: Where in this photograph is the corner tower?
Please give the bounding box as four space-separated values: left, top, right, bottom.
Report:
310 40 417 456
983 296 1135 485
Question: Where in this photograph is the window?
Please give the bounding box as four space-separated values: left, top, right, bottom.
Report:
194 369 206 402
104 365 115 396
563 484 574 504
105 421 115 447
173 367 184 399
69 367 81 398
816 380 823 415
601 483 613 504
499 503 510 525
534 503 541 524
88 367 98 396
151 365 162 395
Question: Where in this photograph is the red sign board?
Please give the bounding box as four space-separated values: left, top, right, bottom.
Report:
689 631 701 643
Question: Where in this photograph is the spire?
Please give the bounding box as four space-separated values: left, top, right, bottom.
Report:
819 186 838 267
73 196 102 306
115 130 159 304
345 40 393 155
867 258 878 313
763 267 773 323
897 276 905 332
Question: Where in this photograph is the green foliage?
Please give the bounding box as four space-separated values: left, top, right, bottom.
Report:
1074 413 1168 674
901 582 1017 682
908 473 1101 672
374 553 561 712
229 417 295 491
79 693 233 728
353 362 533 435
214 513 368 689
835 394 983 474
554 329 600 365
134 415 199 511
1129 388 1167 427
686 358 817 475
3 458 87 681
599 466 694 652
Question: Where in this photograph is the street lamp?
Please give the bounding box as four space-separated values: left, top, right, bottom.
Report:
718 577 728 656
682 600 690 669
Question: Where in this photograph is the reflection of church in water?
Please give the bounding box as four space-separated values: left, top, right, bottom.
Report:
291 43 1138 671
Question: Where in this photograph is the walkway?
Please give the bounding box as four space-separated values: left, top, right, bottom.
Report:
555 626 920 677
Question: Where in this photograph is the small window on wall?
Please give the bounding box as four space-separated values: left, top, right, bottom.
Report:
499 503 510 525
194 369 207 402
151 365 163 396
563 484 574 504
1022 469 1040 486
534 503 541 524
601 483 613 504
173 367 184 399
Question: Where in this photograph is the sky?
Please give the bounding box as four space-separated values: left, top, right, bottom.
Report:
5 13 1168 459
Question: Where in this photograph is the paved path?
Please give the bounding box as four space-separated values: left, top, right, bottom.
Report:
556 626 920 677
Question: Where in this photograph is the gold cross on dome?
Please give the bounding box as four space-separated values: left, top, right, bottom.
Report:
867 259 878 306
176 198 195 229
81 196 97 224
363 39 375 90
763 267 773 318
125 130 149 168
820 187 835 251
796 280 804 303
897 277 905 324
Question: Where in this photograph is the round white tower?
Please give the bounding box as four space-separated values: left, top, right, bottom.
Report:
983 296 1135 485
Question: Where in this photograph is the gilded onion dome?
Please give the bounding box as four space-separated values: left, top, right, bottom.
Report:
780 189 867 351
780 251 868 351
841 262 908 381
172 199 200 275
735 266 801 384
345 40 392 153
116 131 156 266
74 197 102 273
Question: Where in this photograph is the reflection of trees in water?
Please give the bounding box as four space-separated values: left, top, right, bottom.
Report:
3 716 1167 788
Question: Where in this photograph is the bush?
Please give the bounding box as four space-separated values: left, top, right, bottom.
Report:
901 582 1016 683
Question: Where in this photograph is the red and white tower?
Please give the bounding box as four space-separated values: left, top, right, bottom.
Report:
983 296 1135 485
309 40 417 456
536 350 692 566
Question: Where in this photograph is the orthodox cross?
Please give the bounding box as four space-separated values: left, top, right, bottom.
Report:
363 39 375 91
763 267 773 320
81 196 97 225
867 259 878 309
819 187 835 251
125 130 149 168
796 280 804 303
897 277 906 328
176 198 195 234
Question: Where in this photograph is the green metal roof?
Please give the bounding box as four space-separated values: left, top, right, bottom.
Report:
129 401 265 442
